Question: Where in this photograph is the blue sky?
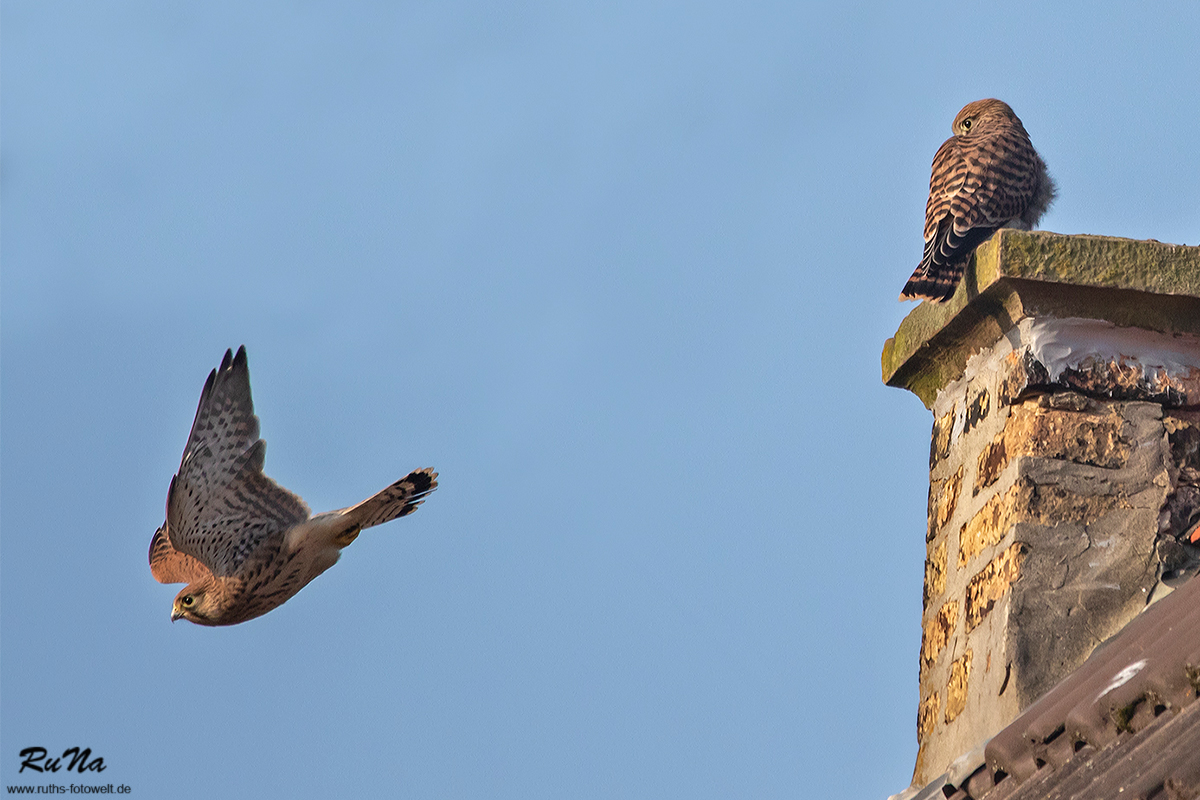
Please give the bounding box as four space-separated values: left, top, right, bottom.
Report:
2 2 1197 797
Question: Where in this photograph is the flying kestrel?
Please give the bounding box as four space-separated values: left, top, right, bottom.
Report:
149 346 437 626
901 98 1056 302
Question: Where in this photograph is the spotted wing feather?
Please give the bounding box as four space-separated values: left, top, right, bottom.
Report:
148 524 211 584
162 347 310 578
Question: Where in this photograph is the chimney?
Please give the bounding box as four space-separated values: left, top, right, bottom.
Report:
881 230 1200 786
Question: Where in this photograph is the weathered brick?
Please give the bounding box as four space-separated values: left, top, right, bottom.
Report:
1007 400 1128 468
926 479 941 542
965 544 1025 631
931 407 954 469
917 690 940 743
964 388 990 435
924 540 947 609
1163 414 1200 540
1058 357 1200 406
1018 479 1123 523
934 467 963 537
975 433 1008 495
921 600 959 670
1166 415 1200 481
974 392 1124 497
959 485 1017 567
945 651 972 723
998 349 1051 407
959 477 1121 567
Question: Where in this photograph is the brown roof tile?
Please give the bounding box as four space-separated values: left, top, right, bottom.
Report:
984 574 1200 785
908 575 1200 800
996 700 1200 800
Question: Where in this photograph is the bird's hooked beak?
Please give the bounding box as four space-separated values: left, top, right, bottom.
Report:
171 606 184 623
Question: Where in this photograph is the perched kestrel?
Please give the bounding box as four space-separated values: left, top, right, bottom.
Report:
901 99 1056 302
149 346 437 626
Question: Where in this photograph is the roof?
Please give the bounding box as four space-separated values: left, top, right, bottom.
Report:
903 574 1200 800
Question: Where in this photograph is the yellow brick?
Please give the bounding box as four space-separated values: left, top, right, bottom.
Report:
921 600 959 671
931 408 954 469
944 651 972 723
917 690 940 743
959 484 1017 566
964 387 990 434
1005 400 1129 468
934 467 963 536
924 540 947 609
960 477 1118 567
974 432 1009 495
965 544 1025 631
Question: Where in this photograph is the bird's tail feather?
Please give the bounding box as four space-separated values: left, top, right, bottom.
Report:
346 468 438 529
900 262 963 302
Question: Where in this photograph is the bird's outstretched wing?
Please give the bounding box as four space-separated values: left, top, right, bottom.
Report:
148 524 210 584
163 347 310 578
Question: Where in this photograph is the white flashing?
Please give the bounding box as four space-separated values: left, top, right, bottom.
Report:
931 316 1200 416
1022 317 1200 383
1095 658 1148 702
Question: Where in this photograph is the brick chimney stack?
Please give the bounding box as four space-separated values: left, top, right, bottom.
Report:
881 230 1200 786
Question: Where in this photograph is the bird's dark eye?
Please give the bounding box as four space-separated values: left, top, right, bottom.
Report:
961 119 973 131
182 596 194 606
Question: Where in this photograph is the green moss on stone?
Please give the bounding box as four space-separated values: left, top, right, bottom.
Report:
882 231 1200 409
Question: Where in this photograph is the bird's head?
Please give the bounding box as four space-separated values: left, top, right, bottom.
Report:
953 98 1021 137
172 581 222 625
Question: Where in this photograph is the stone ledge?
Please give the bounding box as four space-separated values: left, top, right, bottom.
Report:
882 231 1200 408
